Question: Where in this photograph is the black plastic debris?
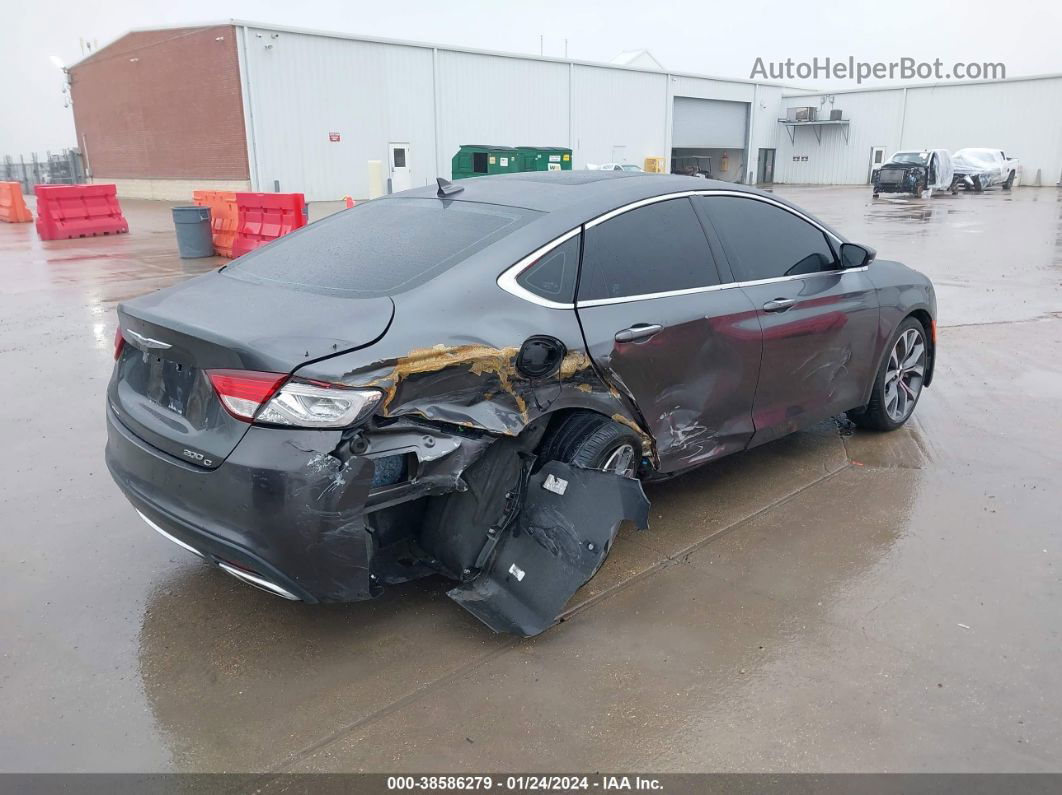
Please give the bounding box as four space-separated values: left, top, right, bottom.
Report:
448 461 649 636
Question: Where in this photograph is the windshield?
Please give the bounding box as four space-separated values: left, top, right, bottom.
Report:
888 152 929 165
224 198 538 298
620 164 642 172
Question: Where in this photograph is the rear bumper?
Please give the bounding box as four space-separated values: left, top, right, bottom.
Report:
105 405 378 603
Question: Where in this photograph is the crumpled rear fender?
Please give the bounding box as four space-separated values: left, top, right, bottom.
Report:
294 291 653 456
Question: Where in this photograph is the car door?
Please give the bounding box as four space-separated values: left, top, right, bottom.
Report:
575 196 762 473
696 194 880 448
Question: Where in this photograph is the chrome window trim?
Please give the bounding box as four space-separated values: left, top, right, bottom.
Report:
496 189 848 309
576 266 868 307
496 226 582 309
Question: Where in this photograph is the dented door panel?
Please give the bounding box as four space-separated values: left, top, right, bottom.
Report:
577 291 763 473
741 272 880 447
448 461 650 637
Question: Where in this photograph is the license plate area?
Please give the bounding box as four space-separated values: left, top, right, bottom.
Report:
121 346 202 418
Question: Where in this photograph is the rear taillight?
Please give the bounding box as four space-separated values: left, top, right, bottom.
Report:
207 370 382 428
114 326 125 360
255 380 382 428
207 370 288 421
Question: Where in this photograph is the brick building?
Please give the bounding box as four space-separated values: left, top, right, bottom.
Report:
70 25 250 198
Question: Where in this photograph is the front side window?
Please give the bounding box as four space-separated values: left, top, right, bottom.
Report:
515 234 580 303
578 198 720 301
698 196 837 281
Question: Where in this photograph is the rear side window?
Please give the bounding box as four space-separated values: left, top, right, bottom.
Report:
224 198 536 297
698 196 836 281
578 198 720 301
516 234 580 303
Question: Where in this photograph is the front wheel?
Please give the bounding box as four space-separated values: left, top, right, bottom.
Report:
1003 170 1015 190
849 318 928 431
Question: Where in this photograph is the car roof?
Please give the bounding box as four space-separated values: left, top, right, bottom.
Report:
399 171 776 216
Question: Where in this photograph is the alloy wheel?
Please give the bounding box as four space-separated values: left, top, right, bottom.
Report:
884 328 926 422
602 443 637 477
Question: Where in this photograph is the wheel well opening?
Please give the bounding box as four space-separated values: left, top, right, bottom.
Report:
907 309 935 386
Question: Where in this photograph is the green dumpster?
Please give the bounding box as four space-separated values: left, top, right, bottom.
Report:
516 146 573 173
451 145 520 180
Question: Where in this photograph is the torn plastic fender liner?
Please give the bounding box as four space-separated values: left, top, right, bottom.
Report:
448 461 650 637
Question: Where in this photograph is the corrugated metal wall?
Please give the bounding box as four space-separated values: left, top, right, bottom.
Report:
775 77 1062 186
237 26 760 200
775 90 905 185
435 50 570 178
571 65 668 167
237 24 1060 198
900 78 1062 184
239 27 435 201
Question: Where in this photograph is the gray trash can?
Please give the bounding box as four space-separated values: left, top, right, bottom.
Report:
172 206 214 258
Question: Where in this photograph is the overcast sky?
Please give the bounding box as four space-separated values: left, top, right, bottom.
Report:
2 0 1059 154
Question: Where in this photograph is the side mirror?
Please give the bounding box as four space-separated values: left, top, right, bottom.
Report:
840 242 876 269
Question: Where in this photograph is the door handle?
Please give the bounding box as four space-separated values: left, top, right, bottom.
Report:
762 298 797 313
615 324 663 343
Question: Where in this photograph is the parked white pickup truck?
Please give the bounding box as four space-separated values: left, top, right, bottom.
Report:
951 148 1021 191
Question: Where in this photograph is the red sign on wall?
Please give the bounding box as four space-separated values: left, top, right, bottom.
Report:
328 132 341 142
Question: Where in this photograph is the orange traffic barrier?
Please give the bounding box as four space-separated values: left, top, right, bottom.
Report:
193 190 238 257
34 184 128 241
0 182 33 223
232 192 307 258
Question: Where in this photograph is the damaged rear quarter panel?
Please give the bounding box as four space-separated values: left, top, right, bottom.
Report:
295 287 645 442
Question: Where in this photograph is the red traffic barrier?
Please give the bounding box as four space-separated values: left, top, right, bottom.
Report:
193 190 238 257
232 192 307 258
0 182 33 223
34 184 129 241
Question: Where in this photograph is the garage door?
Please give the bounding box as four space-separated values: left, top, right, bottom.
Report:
672 97 748 148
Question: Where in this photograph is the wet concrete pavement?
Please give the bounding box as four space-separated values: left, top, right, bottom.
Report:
1 187 1060 773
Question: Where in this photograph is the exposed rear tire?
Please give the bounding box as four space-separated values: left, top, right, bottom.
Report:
537 412 642 477
849 317 928 432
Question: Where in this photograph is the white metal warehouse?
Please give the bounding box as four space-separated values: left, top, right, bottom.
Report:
774 75 1062 186
71 21 1062 200
231 21 786 200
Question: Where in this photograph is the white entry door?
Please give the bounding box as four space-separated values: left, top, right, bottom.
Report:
389 143 412 192
868 146 886 183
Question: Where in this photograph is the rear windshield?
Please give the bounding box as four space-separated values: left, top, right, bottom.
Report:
224 198 538 297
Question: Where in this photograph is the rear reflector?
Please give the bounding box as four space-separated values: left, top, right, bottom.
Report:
207 369 288 421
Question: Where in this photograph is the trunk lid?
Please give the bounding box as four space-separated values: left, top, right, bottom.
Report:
108 270 394 468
